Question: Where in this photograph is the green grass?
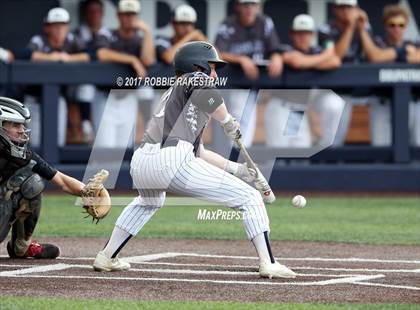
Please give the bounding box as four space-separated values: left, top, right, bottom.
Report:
0 297 419 310
35 195 420 245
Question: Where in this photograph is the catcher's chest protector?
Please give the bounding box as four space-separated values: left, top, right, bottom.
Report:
0 160 44 246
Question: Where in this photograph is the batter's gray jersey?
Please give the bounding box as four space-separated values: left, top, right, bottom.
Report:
142 71 224 154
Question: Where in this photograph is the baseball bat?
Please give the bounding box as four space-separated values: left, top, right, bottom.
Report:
235 139 276 204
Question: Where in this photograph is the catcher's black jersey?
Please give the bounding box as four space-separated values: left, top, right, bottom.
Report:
142 71 223 154
0 147 57 184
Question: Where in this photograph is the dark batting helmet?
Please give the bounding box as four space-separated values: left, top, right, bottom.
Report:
173 41 226 75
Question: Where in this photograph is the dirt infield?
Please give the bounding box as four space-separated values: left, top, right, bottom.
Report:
0 238 419 303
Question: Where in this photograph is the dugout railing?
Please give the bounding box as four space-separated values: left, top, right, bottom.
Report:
1 62 419 191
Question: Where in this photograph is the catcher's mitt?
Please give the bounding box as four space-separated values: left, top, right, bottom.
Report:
80 169 111 223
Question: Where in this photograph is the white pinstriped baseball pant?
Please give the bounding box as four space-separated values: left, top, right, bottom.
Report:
116 140 270 240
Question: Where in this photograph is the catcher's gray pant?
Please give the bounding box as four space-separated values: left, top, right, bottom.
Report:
115 140 270 240
0 186 42 256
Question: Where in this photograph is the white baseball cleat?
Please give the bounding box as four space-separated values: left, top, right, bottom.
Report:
93 250 131 272
259 261 297 279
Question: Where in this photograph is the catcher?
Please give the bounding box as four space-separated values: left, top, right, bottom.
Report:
0 96 110 259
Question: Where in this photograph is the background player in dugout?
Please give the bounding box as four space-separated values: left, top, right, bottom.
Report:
23 8 91 147
0 97 89 259
155 4 206 65
92 42 296 279
264 14 344 148
214 0 283 147
94 0 155 148
356 4 420 147
72 0 113 144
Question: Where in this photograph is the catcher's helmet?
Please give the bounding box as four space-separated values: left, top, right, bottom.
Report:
0 97 31 159
174 41 226 75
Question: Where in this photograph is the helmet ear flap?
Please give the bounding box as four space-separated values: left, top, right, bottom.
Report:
193 62 212 75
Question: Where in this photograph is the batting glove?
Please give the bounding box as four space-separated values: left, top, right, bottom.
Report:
254 174 269 192
221 114 241 141
235 162 258 182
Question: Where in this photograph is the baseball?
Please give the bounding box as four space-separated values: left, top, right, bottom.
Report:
292 195 307 208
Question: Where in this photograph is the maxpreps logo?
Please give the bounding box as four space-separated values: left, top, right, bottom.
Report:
197 209 256 221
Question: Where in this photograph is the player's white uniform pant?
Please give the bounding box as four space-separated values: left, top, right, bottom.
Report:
91 90 138 148
115 140 270 240
92 88 154 148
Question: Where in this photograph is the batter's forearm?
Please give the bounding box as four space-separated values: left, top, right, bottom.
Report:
211 102 229 123
199 145 228 170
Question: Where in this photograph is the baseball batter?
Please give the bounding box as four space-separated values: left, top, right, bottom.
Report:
93 41 296 279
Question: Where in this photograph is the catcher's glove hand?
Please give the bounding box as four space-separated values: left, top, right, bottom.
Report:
80 169 111 224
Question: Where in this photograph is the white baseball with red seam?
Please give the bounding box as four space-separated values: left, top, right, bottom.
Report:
292 195 306 208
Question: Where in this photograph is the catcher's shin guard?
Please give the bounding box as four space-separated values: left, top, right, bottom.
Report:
10 194 42 257
0 187 14 243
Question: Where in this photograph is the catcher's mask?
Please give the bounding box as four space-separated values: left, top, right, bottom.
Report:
0 97 31 159
173 41 226 75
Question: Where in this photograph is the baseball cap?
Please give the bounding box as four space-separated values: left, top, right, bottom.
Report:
45 7 70 24
237 0 260 4
292 14 315 32
118 0 141 13
173 5 197 23
334 0 357 6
